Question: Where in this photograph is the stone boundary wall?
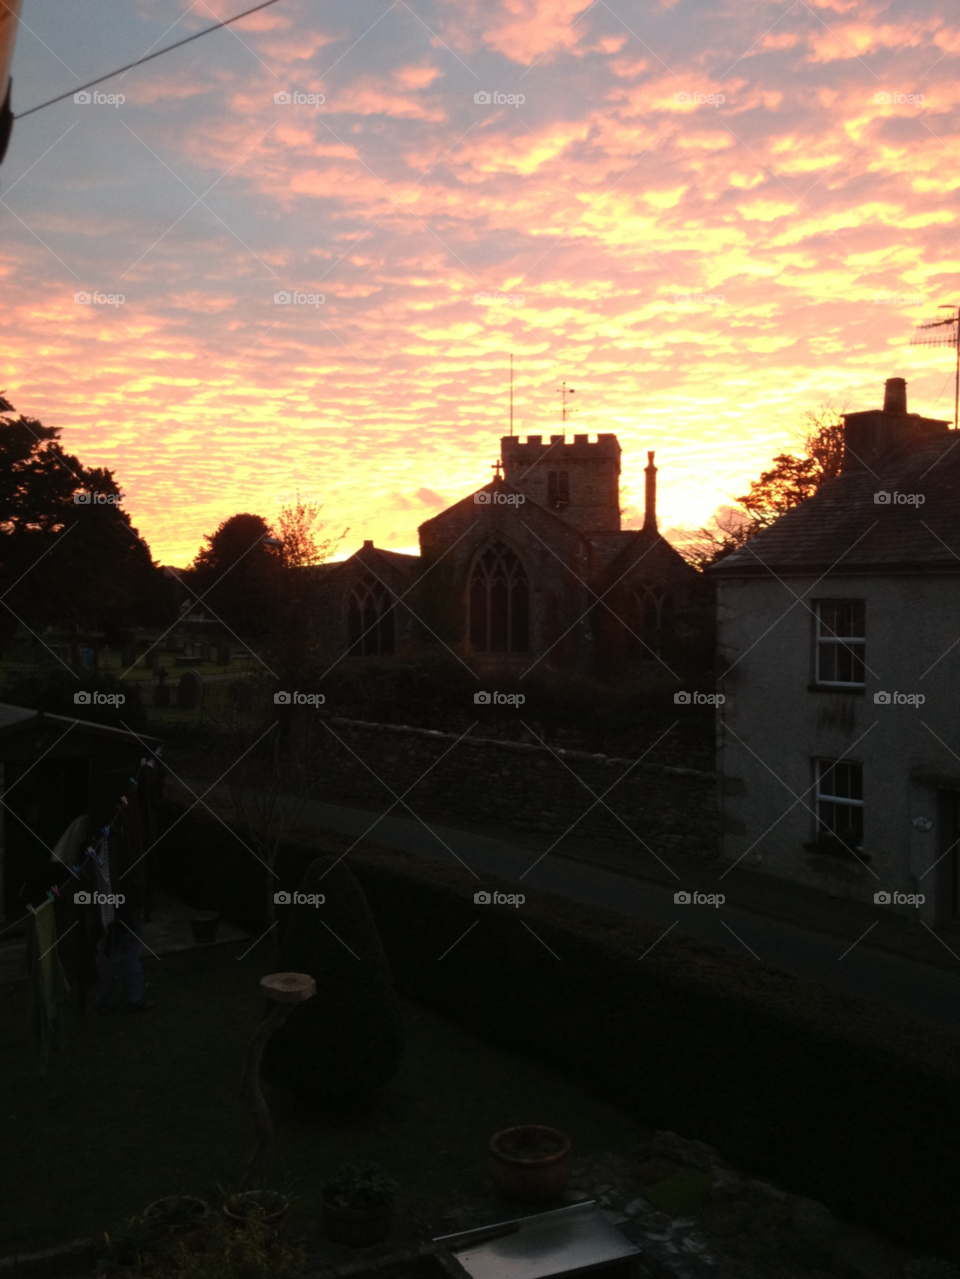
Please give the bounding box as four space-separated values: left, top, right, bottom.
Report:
308 715 719 860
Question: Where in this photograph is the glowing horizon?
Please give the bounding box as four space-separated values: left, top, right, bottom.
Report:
2 0 958 567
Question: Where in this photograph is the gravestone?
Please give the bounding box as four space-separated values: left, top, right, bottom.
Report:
217 644 231 666
200 644 212 662
121 646 136 668
177 670 204 709
145 650 161 671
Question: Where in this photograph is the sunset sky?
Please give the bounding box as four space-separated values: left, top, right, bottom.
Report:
2 0 958 565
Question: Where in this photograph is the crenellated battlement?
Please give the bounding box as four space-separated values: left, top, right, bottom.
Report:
502 433 621 456
501 433 622 531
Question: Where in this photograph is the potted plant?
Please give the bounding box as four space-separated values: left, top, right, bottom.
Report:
142 1196 211 1253
321 1163 398 1247
188 911 220 944
489 1125 573 1203
96 1217 163 1278
221 1188 289 1235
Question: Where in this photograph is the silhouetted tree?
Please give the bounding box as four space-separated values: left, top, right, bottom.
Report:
0 397 174 647
188 512 283 642
683 408 844 569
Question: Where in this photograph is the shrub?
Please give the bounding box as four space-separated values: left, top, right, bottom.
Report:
260 856 404 1105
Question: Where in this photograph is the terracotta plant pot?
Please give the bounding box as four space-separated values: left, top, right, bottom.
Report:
142 1197 210 1254
188 912 220 944
321 1194 393 1247
489 1125 573 1204
222 1192 288 1235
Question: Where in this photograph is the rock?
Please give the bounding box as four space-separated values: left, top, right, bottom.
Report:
652 1130 723 1169
709 1167 744 1199
600 1210 630 1225
790 1195 837 1235
561 1189 591 1204
833 1230 904 1279
593 1183 615 1194
745 1179 788 1205
624 1198 646 1216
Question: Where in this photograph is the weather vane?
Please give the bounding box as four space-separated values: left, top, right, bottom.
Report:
911 303 960 430
557 381 575 424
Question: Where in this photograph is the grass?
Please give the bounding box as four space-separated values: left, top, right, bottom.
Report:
0 941 649 1255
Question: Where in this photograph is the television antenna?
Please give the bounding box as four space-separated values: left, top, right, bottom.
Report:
910 304 960 430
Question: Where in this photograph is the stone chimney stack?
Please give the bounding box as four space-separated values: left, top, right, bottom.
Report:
643 450 658 533
842 377 950 472
882 377 907 414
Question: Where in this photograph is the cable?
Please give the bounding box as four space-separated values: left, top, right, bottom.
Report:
14 0 282 120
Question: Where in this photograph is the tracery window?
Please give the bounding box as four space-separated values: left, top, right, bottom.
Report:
469 542 529 653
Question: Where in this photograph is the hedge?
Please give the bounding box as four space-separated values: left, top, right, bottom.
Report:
151 794 960 1259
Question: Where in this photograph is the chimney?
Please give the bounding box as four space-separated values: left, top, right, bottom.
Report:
841 377 950 472
643 450 658 532
882 377 907 414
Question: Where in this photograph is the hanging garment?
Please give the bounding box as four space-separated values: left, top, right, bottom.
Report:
93 834 115 930
26 899 71 1078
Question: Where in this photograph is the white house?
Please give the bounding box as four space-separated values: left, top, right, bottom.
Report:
711 378 960 928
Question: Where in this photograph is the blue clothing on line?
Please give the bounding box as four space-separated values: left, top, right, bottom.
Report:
97 925 144 1011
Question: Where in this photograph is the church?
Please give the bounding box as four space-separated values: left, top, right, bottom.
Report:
314 433 706 682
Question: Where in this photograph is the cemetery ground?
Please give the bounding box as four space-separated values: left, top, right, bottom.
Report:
0 939 649 1256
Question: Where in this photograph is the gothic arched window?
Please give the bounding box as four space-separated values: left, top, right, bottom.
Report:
347 575 395 656
632 584 671 658
469 542 529 653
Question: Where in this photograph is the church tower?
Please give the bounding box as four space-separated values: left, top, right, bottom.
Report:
500 433 622 532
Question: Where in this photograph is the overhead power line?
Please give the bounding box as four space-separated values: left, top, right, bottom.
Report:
15 0 282 120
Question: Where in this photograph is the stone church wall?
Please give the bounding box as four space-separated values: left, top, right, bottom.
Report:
308 715 718 861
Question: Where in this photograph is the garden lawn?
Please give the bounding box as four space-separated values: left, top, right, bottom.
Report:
1 940 648 1255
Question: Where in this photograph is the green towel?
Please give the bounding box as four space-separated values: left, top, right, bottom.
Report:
27 900 71 1079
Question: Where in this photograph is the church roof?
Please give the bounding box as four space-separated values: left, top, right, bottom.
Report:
711 432 960 576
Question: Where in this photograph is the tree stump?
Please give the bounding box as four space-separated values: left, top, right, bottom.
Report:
239 973 316 1190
